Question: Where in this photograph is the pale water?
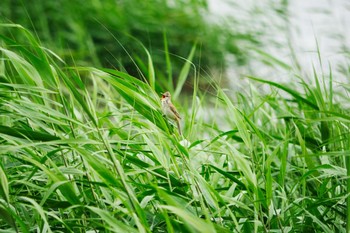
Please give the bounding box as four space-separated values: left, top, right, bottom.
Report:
208 0 350 85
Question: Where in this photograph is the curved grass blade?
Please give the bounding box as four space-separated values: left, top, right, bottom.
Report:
173 44 196 99
0 125 60 141
247 76 319 110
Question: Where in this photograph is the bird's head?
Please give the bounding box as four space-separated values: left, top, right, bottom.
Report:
161 91 171 100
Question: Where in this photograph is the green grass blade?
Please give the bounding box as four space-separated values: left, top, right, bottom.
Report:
173 44 196 99
247 75 319 110
0 125 60 141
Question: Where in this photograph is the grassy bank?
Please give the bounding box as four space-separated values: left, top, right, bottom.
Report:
0 0 260 86
1 24 350 232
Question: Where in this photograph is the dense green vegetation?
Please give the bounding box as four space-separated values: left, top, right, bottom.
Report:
1 1 350 233
0 0 258 87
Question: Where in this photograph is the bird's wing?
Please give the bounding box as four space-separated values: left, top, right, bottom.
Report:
170 104 181 119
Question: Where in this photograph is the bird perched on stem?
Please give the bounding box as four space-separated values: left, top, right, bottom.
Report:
161 91 182 135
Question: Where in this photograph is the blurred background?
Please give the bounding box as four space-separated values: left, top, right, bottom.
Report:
1 0 349 92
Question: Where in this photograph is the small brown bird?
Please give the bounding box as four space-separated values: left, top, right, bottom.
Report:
161 91 182 135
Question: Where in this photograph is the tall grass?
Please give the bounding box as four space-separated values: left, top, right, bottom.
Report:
1 24 350 232
0 0 258 85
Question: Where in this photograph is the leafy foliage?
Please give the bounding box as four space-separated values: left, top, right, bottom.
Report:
0 23 349 232
0 0 256 84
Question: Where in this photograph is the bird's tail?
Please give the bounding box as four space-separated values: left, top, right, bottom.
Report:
175 119 182 136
